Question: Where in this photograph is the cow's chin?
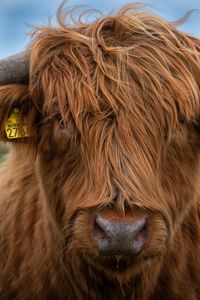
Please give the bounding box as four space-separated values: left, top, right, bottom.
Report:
81 251 161 282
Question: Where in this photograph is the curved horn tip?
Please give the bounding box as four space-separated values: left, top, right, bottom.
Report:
0 51 29 85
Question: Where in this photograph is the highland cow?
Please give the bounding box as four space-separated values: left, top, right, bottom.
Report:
0 4 200 300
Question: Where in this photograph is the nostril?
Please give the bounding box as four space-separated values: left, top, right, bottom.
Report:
140 218 148 233
93 217 107 241
132 217 147 233
132 218 148 252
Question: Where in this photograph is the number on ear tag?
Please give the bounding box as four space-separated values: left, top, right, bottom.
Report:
5 108 30 139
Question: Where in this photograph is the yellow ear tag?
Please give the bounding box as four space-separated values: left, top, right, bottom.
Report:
5 108 30 139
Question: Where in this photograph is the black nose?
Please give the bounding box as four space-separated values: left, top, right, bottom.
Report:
94 215 147 255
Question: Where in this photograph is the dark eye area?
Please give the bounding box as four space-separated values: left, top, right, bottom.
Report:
179 114 187 125
55 113 65 128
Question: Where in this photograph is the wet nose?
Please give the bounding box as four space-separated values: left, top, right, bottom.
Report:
94 215 147 255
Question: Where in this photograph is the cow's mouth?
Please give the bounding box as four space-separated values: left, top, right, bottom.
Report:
97 255 137 272
83 253 143 274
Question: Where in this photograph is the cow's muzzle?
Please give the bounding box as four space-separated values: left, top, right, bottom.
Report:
93 214 148 256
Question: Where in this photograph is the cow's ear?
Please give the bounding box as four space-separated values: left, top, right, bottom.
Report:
0 84 37 142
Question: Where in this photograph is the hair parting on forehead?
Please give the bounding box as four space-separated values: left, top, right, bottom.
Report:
29 3 200 140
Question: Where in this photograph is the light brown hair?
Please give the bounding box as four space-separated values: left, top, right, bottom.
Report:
0 4 200 299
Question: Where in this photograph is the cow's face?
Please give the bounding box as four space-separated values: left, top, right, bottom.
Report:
33 83 200 280
1 11 200 281
31 23 200 281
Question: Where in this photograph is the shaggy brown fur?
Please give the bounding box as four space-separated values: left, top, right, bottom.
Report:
1 4 200 300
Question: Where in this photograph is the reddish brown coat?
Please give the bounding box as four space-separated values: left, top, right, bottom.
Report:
0 4 200 300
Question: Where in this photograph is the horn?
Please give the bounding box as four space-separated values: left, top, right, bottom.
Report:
0 51 29 85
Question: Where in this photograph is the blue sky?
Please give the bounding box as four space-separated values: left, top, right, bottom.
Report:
0 0 200 58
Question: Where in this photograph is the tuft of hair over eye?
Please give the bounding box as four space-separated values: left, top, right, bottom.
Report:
54 112 66 129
